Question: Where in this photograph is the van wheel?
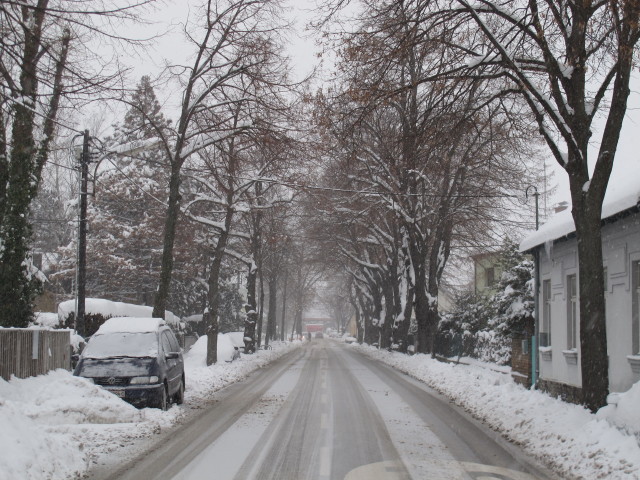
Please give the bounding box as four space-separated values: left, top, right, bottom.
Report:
176 377 185 405
159 384 168 411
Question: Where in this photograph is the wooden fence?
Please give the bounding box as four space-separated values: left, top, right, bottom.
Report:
0 329 71 381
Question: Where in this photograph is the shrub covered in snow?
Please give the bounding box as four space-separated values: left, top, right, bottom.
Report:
489 244 534 338
437 240 533 366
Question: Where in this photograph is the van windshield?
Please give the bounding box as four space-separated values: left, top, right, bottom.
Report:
83 332 158 359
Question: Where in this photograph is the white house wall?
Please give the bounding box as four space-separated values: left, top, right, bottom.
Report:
538 212 640 393
603 213 640 393
539 241 581 388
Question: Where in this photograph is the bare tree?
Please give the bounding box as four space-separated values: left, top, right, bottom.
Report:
184 104 297 363
313 11 533 354
148 0 288 320
434 0 640 411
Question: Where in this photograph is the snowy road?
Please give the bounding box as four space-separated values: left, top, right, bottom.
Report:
89 341 555 480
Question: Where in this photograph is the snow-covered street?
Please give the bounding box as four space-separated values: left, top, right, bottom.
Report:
6 337 640 479
2 1 639 479
83 340 553 480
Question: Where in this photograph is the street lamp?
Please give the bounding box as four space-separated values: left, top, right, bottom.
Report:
526 185 540 389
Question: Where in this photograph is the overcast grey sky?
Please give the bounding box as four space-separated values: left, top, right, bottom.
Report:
116 0 639 211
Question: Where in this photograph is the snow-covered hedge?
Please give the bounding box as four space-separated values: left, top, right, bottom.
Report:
57 298 182 336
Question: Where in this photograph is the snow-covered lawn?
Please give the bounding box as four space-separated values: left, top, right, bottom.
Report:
0 338 301 480
352 343 640 480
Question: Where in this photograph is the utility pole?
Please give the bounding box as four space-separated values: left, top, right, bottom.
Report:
73 136 156 336
76 130 90 337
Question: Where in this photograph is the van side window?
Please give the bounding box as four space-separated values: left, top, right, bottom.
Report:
167 331 180 352
161 331 173 354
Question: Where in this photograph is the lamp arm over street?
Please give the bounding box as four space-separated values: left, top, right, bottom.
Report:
73 132 164 337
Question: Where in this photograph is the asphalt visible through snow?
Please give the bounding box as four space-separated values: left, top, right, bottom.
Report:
89 341 558 480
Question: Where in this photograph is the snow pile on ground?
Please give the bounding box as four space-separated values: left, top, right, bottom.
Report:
352 344 640 480
598 382 640 438
184 333 238 367
0 339 300 480
0 396 84 480
0 370 143 480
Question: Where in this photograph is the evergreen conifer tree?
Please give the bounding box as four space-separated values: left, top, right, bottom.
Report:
85 77 171 305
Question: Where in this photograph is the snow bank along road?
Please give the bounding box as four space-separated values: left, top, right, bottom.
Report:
89 340 556 480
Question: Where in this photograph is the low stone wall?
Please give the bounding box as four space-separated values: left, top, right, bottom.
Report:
538 378 583 404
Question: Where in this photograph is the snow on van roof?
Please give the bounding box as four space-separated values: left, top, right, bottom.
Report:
94 317 165 335
520 179 640 252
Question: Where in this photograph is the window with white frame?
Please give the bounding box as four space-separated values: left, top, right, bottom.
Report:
633 261 640 354
541 279 551 347
567 274 577 350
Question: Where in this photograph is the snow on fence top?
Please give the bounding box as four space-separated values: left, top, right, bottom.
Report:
520 180 640 252
58 298 181 327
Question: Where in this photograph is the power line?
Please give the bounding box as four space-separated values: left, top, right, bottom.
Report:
184 168 519 199
78 143 518 201
47 160 79 172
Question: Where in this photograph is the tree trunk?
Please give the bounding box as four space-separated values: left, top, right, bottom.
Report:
571 188 609 411
354 303 363 343
410 240 430 354
153 164 181 319
295 306 303 338
414 287 429 354
381 276 395 349
257 268 264 348
280 269 288 341
266 273 277 345
427 232 452 357
243 260 258 353
393 271 414 354
205 230 230 366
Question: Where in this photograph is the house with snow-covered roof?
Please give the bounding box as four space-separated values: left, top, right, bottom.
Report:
520 181 640 401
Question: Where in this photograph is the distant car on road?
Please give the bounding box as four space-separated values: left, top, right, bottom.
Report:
315 332 324 339
73 317 185 410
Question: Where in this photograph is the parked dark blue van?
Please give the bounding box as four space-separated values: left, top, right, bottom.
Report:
74 317 185 410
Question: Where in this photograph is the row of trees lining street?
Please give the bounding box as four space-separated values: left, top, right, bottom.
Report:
1 0 639 411
311 0 640 411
